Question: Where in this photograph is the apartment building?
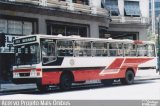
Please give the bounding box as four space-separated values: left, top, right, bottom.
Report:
102 0 150 40
0 0 150 82
149 0 160 34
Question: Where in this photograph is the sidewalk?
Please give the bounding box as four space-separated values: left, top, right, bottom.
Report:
0 83 37 93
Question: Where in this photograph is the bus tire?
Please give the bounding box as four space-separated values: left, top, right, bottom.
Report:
37 84 49 92
121 70 135 85
59 72 73 90
101 79 113 86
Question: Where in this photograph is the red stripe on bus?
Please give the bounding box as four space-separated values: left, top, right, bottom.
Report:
124 58 153 64
107 58 124 69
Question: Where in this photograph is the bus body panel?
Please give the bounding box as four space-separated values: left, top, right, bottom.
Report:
41 57 156 85
12 57 156 85
42 71 62 85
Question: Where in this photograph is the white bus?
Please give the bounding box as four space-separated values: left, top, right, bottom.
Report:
12 34 159 92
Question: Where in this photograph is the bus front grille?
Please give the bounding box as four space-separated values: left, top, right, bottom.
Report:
19 73 30 77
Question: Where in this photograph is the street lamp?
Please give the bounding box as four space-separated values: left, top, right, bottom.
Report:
156 15 160 71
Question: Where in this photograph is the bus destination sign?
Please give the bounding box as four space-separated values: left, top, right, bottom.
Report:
14 36 36 44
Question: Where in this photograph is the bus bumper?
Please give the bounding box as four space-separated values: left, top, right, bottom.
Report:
12 78 41 84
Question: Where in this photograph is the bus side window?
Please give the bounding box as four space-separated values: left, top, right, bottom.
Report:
109 43 116 56
124 44 136 57
92 42 108 57
42 42 56 64
109 43 123 57
74 41 91 57
147 44 155 57
57 40 73 57
137 44 148 57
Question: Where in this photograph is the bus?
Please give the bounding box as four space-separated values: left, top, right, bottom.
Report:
12 34 159 91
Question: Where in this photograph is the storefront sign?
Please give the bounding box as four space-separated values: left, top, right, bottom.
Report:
0 35 18 53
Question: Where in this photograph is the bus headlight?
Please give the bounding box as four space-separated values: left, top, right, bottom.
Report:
13 73 19 77
30 70 37 77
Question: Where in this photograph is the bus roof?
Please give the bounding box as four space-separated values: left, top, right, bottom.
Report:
14 34 155 45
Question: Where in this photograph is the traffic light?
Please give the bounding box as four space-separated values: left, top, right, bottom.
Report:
0 33 6 47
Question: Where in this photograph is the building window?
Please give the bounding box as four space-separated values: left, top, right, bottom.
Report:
155 2 160 8
99 26 108 38
124 1 141 17
8 20 23 35
72 0 89 5
107 31 139 40
23 22 33 35
104 0 119 16
0 18 35 35
47 21 89 37
0 19 7 33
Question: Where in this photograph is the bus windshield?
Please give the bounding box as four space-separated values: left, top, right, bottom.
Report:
15 43 40 65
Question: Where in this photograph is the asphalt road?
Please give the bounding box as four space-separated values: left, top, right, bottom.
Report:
0 79 160 100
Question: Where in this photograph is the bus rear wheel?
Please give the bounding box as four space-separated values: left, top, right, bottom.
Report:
121 70 135 85
101 79 113 86
37 84 49 92
59 72 73 90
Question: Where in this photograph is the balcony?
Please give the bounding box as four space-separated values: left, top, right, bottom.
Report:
72 3 91 13
9 0 39 5
46 0 68 10
7 0 109 17
111 16 150 25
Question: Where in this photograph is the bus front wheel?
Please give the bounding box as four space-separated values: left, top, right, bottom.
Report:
121 70 135 85
59 72 73 90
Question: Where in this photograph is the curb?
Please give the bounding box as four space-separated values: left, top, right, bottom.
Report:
0 88 37 94
135 77 160 81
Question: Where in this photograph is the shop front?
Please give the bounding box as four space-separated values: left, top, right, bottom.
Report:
0 16 37 82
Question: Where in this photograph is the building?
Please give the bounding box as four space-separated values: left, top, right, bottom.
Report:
150 0 160 34
0 0 110 81
0 0 150 82
102 0 150 40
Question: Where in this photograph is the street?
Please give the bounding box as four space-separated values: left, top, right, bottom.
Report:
0 79 160 100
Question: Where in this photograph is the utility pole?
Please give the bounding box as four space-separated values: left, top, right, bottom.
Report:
157 16 160 72
151 0 155 34
0 67 1 91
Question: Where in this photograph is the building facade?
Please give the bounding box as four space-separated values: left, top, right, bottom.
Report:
0 0 150 82
0 0 110 81
149 0 160 34
102 0 150 40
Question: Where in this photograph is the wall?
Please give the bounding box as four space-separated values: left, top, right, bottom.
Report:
140 0 149 18
0 9 108 38
109 0 149 41
91 0 101 8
